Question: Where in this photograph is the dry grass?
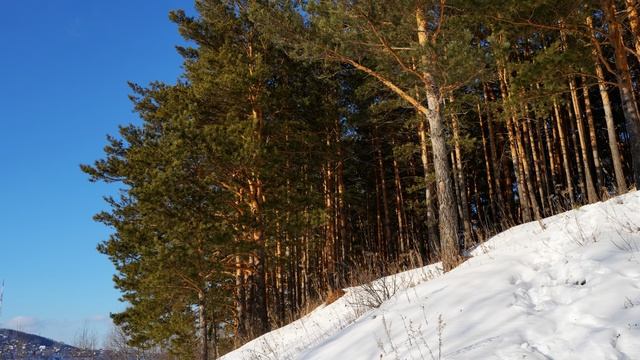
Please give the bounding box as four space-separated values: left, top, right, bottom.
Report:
325 288 346 305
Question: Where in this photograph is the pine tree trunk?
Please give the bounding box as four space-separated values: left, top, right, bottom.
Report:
551 110 562 184
581 76 604 191
588 16 627 193
498 64 534 220
478 103 497 218
534 106 553 203
275 219 285 327
499 80 530 220
375 133 393 259
423 111 459 261
373 142 385 256
426 97 460 270
604 0 640 189
553 99 575 204
416 5 460 270
566 100 586 199
212 320 219 359
510 115 531 221
336 143 347 283
323 159 336 288
483 85 507 216
521 105 547 214
450 100 473 248
391 141 408 255
247 40 269 337
544 116 558 188
569 78 599 202
198 292 208 360
249 207 269 335
235 254 247 343
533 84 557 195
514 113 542 219
417 119 439 256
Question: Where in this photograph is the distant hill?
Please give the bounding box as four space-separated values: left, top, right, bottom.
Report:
0 329 110 360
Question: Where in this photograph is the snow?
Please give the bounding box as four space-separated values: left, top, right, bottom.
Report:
222 191 640 359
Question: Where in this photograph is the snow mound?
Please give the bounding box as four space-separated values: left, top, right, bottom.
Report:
223 191 640 359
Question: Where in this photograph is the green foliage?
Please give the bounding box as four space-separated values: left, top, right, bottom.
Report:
83 0 638 357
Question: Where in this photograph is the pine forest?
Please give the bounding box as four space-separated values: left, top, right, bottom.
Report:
81 0 640 358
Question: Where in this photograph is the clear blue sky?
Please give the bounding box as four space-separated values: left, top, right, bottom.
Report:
0 0 194 345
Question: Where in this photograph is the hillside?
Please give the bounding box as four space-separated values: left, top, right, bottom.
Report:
223 191 640 359
0 329 109 360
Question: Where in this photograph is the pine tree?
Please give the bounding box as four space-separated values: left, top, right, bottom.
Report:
84 1 640 357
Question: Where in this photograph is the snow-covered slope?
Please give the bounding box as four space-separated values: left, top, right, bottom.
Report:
223 191 640 359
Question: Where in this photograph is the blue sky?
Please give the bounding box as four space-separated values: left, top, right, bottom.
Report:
0 0 194 345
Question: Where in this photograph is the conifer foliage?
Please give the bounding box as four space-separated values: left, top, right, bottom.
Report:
83 0 640 358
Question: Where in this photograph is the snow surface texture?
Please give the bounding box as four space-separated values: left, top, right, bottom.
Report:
222 191 640 359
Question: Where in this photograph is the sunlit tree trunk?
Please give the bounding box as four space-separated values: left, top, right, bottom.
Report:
588 16 627 193
603 0 640 188
416 5 460 269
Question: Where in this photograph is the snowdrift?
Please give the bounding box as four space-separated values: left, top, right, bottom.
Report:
223 191 640 359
